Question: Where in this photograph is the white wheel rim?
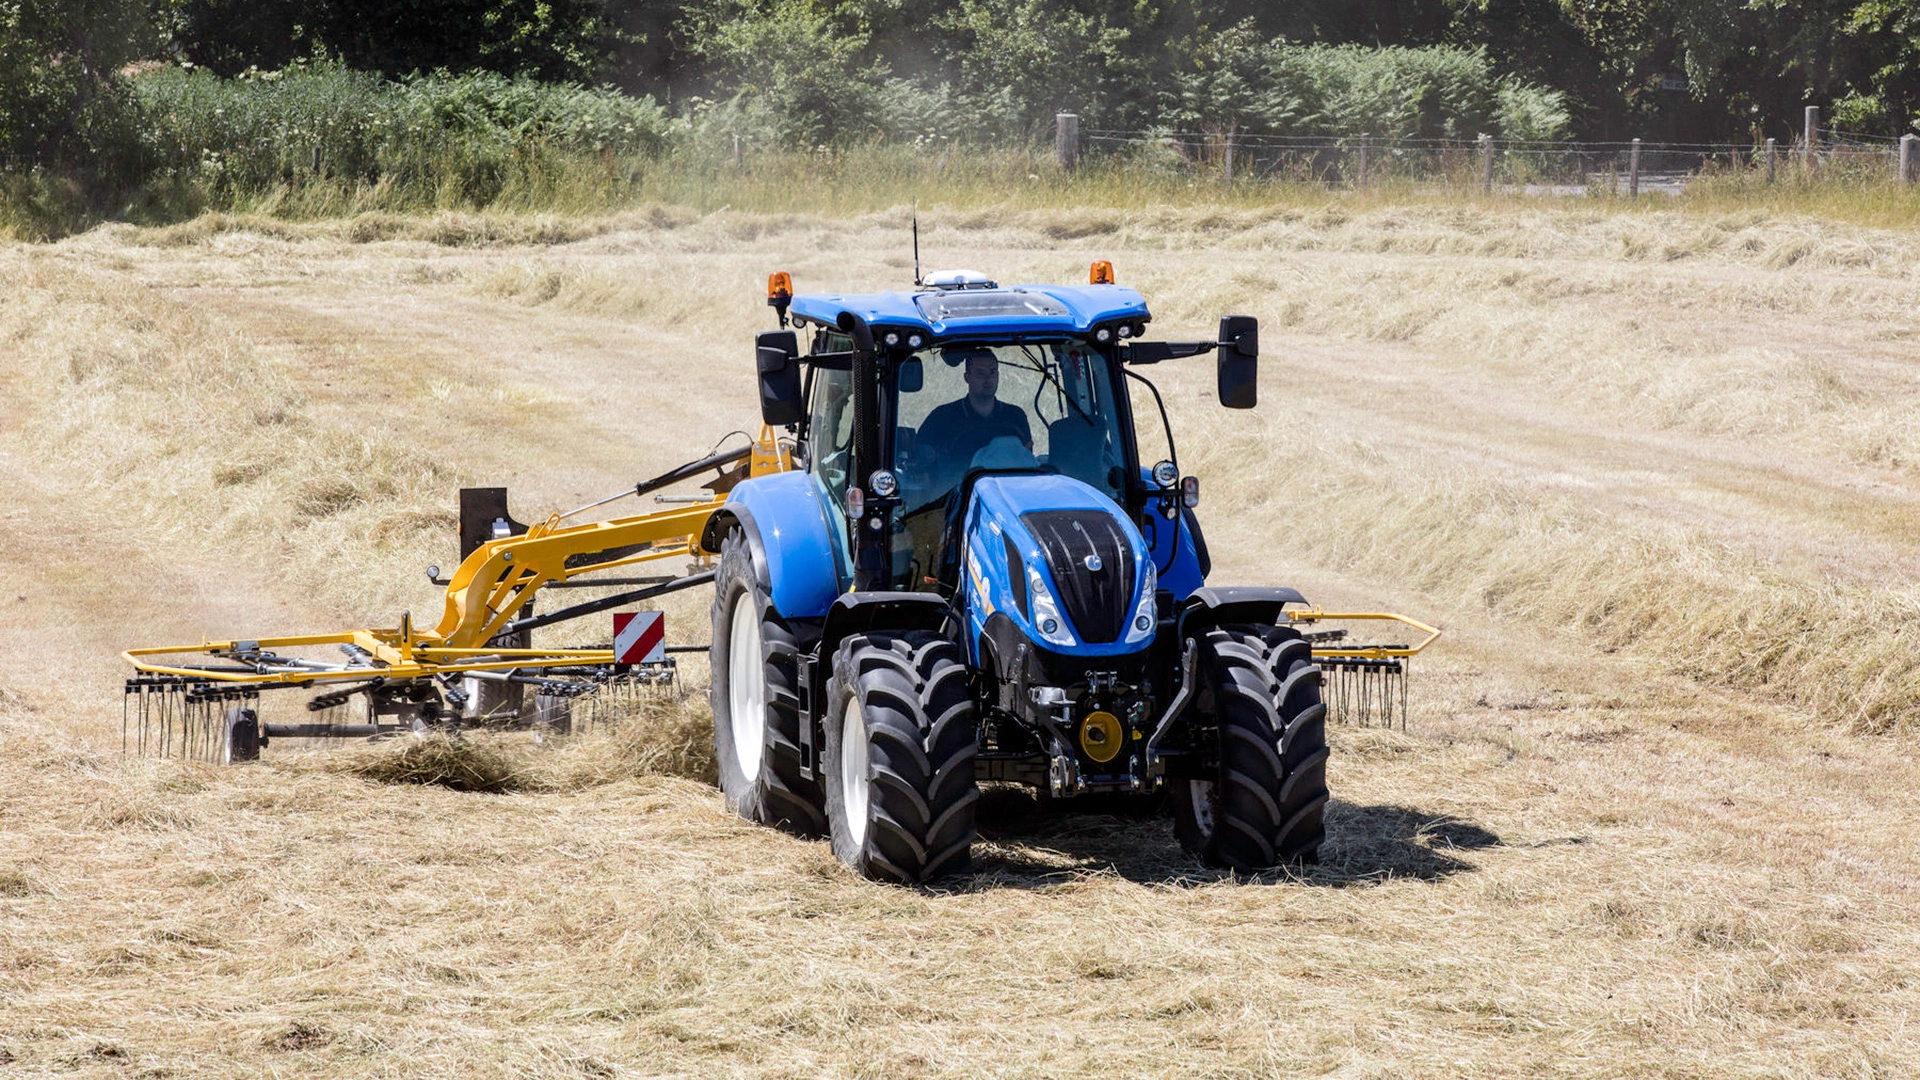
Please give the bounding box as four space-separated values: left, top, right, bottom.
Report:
841 696 871 848
727 591 766 780
1189 779 1215 838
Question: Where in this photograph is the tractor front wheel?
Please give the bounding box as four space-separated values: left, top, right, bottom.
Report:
710 530 824 834
1173 625 1329 870
823 632 979 884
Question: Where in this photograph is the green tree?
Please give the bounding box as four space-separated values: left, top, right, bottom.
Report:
931 0 1134 137
171 0 611 83
684 1 890 146
0 0 165 172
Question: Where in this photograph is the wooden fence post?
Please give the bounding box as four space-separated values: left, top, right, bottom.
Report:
1765 137 1776 184
1223 129 1234 184
1055 113 1079 172
1628 138 1642 197
1479 133 1493 194
1901 134 1917 184
1356 133 1369 188
1804 106 1819 170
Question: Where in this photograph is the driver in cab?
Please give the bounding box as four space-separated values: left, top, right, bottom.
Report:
916 347 1032 467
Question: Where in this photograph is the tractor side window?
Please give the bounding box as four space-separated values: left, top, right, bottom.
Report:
1127 373 1174 484
807 364 855 587
806 328 857 497
809 367 854 503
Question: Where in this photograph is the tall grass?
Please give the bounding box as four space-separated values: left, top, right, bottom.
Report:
6 59 1920 240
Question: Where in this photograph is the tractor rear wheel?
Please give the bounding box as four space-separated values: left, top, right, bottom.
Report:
1173 625 1328 870
823 632 980 884
710 530 824 834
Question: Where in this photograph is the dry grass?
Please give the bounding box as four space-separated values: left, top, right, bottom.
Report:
2 200 1920 1076
320 695 717 794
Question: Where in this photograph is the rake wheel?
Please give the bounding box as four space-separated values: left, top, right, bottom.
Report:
1174 624 1328 870
221 706 261 765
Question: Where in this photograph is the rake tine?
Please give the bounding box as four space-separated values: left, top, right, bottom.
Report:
1399 659 1409 731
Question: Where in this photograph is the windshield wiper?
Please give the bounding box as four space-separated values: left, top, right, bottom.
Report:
1014 344 1097 426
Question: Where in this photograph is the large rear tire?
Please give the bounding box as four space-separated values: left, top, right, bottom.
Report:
823 632 979 884
1173 625 1328 870
710 530 824 834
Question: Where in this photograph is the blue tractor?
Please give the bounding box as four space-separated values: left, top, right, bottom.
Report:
704 264 1327 883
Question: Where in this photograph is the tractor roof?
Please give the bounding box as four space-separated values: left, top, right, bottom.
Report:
788 283 1150 338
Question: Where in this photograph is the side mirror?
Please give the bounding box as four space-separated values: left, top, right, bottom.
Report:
756 330 803 426
897 356 923 393
1217 314 1258 409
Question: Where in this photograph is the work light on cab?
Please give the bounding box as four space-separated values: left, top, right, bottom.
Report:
768 270 793 327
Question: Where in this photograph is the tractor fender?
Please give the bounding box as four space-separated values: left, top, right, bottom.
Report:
1140 503 1208 600
806 592 957 727
818 592 955 663
1177 586 1310 640
701 472 844 620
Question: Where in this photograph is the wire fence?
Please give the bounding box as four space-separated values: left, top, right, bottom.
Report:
6 119 1917 198
1075 125 1920 193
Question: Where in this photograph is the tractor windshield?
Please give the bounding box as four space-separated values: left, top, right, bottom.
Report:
889 337 1129 589
895 338 1128 511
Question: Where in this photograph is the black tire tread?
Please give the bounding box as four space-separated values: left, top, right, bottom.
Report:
827 632 979 884
1180 625 1329 870
710 531 825 835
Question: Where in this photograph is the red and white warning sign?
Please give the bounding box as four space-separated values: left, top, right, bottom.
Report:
613 611 666 664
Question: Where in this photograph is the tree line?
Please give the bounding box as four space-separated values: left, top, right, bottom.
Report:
6 0 1918 177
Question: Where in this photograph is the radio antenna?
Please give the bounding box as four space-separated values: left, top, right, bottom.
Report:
912 214 922 287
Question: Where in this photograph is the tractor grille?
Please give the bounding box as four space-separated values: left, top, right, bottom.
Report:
1021 510 1135 645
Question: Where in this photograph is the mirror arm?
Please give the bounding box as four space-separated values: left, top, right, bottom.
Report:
1120 341 1217 365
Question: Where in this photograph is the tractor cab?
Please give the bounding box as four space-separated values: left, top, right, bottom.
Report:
761 268 1252 608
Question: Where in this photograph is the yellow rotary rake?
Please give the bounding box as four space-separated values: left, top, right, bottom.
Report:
122 431 789 761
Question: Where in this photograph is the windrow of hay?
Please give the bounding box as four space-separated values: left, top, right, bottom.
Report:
0 252 466 625
318 693 716 793
1190 415 1920 731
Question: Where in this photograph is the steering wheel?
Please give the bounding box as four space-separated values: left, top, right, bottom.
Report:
970 434 1038 472
817 445 849 493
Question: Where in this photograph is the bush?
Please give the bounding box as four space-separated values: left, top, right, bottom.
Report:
131 62 676 205
1208 43 1569 142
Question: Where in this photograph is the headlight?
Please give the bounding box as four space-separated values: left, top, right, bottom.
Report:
907 333 925 349
868 469 899 498
1124 561 1158 644
1152 460 1178 488
1026 566 1077 648
1094 327 1112 343
883 331 901 347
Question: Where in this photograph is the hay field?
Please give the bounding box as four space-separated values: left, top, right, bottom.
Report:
3 202 1920 1077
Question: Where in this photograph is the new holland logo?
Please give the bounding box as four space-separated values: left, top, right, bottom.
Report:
1083 553 1103 572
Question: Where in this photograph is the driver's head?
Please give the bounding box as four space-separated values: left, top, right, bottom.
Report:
960 351 998 400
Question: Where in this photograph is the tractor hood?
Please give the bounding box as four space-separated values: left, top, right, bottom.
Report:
962 474 1156 658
